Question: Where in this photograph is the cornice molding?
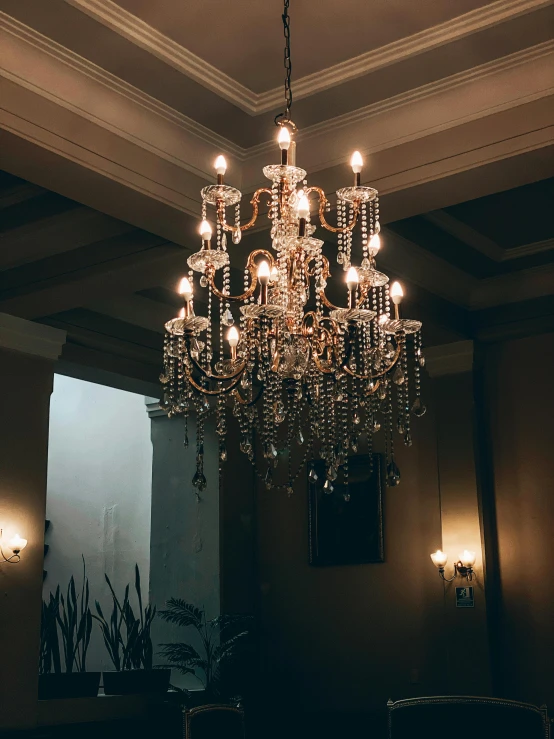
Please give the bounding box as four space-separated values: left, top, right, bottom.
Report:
425 341 474 377
65 0 552 115
470 261 554 309
503 237 554 260
0 312 66 360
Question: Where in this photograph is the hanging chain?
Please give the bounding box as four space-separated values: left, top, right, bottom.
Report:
275 0 293 126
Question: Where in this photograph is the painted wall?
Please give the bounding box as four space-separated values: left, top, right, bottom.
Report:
149 410 220 690
220 370 492 721
0 346 57 730
487 332 554 707
44 374 153 673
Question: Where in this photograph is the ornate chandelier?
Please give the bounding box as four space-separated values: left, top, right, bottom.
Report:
161 0 426 495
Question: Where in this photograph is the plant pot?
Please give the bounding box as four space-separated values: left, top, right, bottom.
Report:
103 669 171 696
38 672 101 700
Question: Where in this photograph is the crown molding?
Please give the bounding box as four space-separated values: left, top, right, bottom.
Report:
0 312 66 360
65 0 552 115
503 237 554 260
470 261 554 309
425 341 474 377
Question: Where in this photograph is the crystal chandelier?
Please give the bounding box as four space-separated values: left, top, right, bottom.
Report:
161 0 426 494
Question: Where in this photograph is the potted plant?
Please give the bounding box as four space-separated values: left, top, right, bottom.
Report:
39 561 100 699
158 598 252 705
94 564 169 695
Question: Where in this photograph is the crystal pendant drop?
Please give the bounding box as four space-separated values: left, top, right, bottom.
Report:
183 434 189 448
264 442 278 460
192 469 207 491
222 309 234 326
378 383 387 400
337 252 344 264
308 467 318 482
392 366 405 385
361 257 371 270
386 459 401 487
327 465 338 481
286 486 294 497
221 233 227 249
296 428 304 446
274 401 286 424
241 371 250 388
350 437 358 453
404 431 413 447
343 493 351 502
323 480 334 495
264 467 273 490
372 419 381 433
200 275 208 288
353 411 361 426
418 353 426 367
411 397 427 417
396 418 405 435
232 229 242 244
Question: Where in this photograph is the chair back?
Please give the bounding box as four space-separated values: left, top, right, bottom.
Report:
183 703 245 739
387 696 550 739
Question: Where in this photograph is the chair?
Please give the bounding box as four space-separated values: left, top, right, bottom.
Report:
387 695 550 739
182 704 246 739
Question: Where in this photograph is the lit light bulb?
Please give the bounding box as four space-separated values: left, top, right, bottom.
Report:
214 155 227 176
257 260 271 285
297 193 310 220
350 150 363 174
346 266 359 291
227 325 239 348
199 220 212 242
390 281 403 304
9 533 27 553
460 550 476 568
278 127 291 150
368 233 381 253
430 550 448 568
178 277 193 301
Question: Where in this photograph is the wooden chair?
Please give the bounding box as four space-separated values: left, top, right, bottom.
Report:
387 696 550 739
182 704 246 739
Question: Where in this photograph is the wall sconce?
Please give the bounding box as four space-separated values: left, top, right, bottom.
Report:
430 549 476 581
0 530 28 564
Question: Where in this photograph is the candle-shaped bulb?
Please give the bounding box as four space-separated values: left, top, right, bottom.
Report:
199 220 212 242
430 550 448 568
368 233 381 253
390 281 403 305
460 550 476 568
297 193 310 220
9 533 27 552
350 150 363 174
346 266 359 291
257 260 271 286
214 155 227 176
178 277 193 301
278 127 291 150
227 325 239 348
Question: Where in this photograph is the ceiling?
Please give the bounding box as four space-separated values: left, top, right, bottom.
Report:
0 0 553 390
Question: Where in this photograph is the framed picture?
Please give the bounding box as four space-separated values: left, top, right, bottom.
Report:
308 454 384 566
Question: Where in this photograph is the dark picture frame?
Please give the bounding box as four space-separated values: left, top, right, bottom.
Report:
308 454 384 566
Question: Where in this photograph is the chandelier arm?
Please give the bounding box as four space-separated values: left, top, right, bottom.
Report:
187 373 243 396
217 189 273 234
187 352 248 382
232 383 265 407
304 186 359 234
341 378 382 398
206 249 275 302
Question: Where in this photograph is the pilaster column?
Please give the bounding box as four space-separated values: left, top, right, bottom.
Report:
0 313 66 731
426 340 491 694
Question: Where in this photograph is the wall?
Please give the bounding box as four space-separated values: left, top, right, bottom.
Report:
221 362 492 721
45 374 153 673
486 332 554 707
148 408 220 690
0 315 65 732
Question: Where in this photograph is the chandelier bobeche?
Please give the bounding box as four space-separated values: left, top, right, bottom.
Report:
160 1 426 496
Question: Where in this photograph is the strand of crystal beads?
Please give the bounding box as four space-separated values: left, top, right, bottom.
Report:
412 330 426 418
402 343 412 446
206 283 213 368
374 197 380 237
233 203 241 244
345 204 353 270
337 200 344 265
361 202 368 265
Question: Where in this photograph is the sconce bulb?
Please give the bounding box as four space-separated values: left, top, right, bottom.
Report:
346 266 359 291
460 550 476 568
430 550 448 568
350 150 363 174
257 260 271 286
9 533 27 552
297 193 310 220
178 277 193 300
214 155 227 175
199 220 212 241
390 281 403 305
278 127 291 150
227 325 239 348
